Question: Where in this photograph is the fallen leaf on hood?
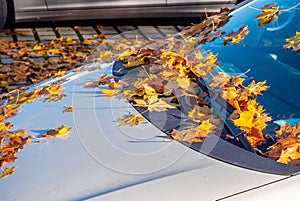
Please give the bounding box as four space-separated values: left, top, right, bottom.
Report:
0 166 16 179
116 114 145 126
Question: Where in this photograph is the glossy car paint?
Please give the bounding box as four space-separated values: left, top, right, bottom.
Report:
0 63 285 201
11 0 236 22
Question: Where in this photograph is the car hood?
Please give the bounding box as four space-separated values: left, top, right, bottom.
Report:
0 63 285 201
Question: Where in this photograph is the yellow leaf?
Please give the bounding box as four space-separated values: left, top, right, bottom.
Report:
125 59 145 68
47 84 64 95
176 77 190 91
82 39 93 45
256 3 281 27
116 114 145 126
100 88 121 97
233 111 254 129
0 167 16 179
199 119 214 132
33 44 43 51
143 85 157 96
63 106 74 113
148 99 176 112
66 37 73 44
119 49 136 61
132 99 147 107
284 31 300 51
43 125 71 139
53 70 66 78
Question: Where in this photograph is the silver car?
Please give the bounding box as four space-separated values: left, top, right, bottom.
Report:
0 0 240 30
0 0 300 200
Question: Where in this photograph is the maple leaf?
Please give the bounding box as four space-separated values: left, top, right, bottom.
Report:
125 58 145 68
47 84 64 95
116 114 145 126
131 99 148 108
223 26 249 45
100 88 121 97
244 80 269 98
188 106 213 123
42 125 71 139
0 129 31 169
63 106 74 113
284 32 300 51
256 3 281 27
85 74 116 88
44 94 67 102
170 119 216 143
147 99 176 112
53 70 66 78
119 49 137 61
0 166 16 179
233 111 254 130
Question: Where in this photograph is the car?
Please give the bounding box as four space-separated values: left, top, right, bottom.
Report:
0 0 243 30
0 0 300 200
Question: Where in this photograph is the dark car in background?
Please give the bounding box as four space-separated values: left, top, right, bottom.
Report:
0 0 242 30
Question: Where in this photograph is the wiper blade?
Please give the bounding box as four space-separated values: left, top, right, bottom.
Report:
197 78 256 153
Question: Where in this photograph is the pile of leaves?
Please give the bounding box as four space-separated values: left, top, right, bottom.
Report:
84 3 300 166
0 37 102 93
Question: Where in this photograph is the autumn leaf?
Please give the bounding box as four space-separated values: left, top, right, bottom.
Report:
125 58 145 68
63 106 74 113
170 119 216 143
42 125 71 139
82 39 93 45
44 94 67 102
100 88 121 97
147 99 176 112
116 114 145 126
284 31 300 51
223 26 249 45
53 70 66 78
256 3 281 27
244 80 269 98
188 106 213 123
233 110 254 130
47 84 64 95
0 166 16 179
85 74 116 88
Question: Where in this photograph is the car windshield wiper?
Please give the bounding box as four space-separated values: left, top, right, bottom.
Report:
196 77 256 153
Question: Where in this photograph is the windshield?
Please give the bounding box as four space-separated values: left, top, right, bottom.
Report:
205 0 300 125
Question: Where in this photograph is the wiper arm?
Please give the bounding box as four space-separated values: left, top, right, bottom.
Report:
196 77 256 153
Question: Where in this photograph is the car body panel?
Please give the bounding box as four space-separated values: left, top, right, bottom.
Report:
46 0 165 10
14 0 47 12
0 63 286 201
225 174 300 200
12 0 236 22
